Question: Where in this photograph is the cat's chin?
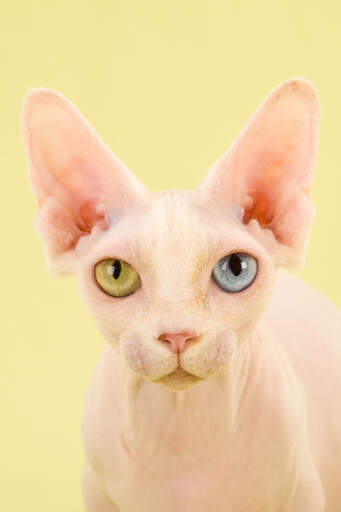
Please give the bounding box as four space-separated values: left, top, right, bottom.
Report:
153 367 204 391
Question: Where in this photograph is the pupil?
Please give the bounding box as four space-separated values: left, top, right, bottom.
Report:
112 260 121 279
229 254 243 276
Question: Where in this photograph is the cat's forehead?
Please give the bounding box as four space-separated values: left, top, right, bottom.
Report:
128 188 243 231
85 188 250 264
108 189 209 255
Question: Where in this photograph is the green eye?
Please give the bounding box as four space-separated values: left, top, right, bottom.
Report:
94 259 141 297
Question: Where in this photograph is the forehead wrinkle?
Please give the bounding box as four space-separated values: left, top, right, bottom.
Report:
154 204 201 265
138 193 215 300
148 192 205 246
134 191 238 278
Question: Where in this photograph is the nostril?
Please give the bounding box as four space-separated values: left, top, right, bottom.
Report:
158 330 197 353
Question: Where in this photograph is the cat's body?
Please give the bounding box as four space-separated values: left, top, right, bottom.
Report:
81 253 341 512
264 266 341 508
21 78 341 511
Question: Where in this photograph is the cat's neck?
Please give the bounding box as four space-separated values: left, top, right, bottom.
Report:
108 322 265 442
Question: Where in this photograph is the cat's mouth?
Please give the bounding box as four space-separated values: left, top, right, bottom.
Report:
153 367 203 390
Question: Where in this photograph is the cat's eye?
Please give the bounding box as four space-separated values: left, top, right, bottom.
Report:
94 259 141 297
212 252 258 293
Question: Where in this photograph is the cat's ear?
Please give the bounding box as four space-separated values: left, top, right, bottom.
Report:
21 88 149 275
198 78 320 268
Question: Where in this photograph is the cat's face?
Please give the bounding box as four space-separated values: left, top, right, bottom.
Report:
21 78 320 390
75 190 275 389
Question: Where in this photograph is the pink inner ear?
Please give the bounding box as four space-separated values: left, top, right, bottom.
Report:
22 89 148 258
198 79 320 265
232 93 316 233
35 197 83 254
38 135 110 236
77 198 108 233
241 153 299 229
28 102 113 235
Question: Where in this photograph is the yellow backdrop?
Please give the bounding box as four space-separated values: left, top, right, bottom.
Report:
1 2 340 510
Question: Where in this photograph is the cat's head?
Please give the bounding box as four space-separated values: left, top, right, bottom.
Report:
21 79 320 390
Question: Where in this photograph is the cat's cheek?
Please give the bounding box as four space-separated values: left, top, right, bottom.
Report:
119 333 178 380
74 262 140 345
181 328 238 379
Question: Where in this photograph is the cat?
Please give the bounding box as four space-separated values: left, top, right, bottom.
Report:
21 78 341 512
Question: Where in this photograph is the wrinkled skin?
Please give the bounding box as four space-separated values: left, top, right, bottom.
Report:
21 78 341 511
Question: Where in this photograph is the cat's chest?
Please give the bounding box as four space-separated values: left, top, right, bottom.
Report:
83 405 279 512
82 355 301 512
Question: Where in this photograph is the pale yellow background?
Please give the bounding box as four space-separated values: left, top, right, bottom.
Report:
1 1 340 510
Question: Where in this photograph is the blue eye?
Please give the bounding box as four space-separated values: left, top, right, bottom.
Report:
212 252 258 293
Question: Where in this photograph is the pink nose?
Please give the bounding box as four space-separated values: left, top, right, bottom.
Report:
158 330 197 353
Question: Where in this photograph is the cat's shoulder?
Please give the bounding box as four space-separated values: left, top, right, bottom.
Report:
261 266 341 367
262 266 341 373
265 267 341 325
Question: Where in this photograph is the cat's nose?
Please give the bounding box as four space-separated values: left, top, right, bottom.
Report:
158 330 197 353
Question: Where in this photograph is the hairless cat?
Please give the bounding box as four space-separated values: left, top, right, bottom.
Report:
21 78 341 511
